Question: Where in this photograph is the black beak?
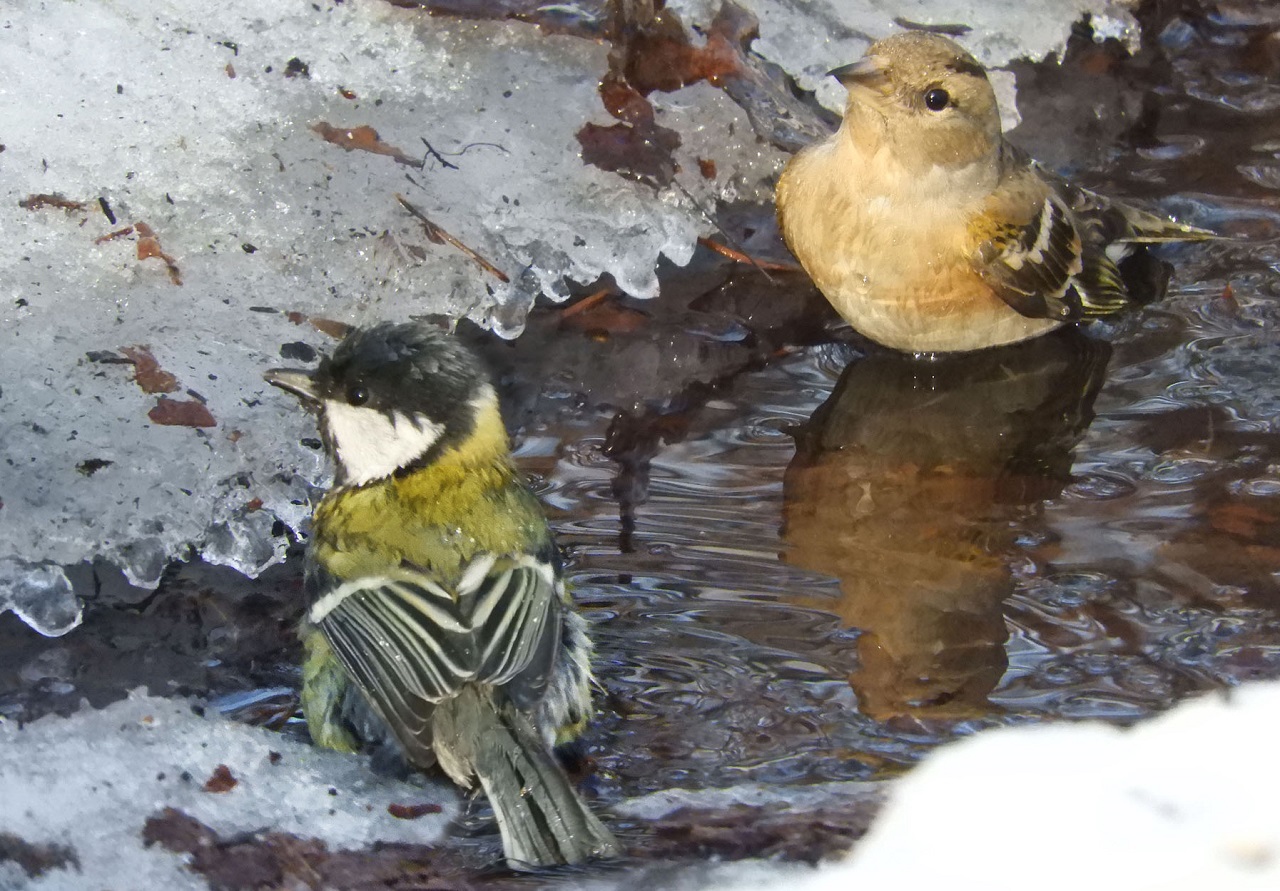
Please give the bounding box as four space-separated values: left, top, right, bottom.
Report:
264 368 321 403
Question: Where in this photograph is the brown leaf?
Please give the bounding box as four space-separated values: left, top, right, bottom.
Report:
149 397 217 428
641 802 880 865
202 764 238 793
19 193 85 212
121 345 180 394
621 9 745 95
1209 501 1276 540
387 802 444 820
311 122 418 166
286 310 352 339
0 832 80 879
134 221 183 285
309 318 351 339
577 120 681 186
140 808 504 891
94 225 135 245
142 807 215 853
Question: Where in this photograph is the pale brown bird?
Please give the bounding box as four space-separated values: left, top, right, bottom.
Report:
776 32 1216 353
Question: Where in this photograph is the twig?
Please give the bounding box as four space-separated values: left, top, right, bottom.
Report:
672 179 786 283
420 138 459 170
457 141 509 156
696 237 800 273
94 225 135 244
893 17 972 35
393 194 510 283
560 286 614 319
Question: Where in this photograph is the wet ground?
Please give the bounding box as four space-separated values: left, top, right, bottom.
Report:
4 0 1280 883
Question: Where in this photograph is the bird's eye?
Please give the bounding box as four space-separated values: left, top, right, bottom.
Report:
924 88 950 111
347 385 369 406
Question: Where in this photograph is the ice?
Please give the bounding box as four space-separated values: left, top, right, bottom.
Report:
0 690 455 891
0 0 1127 634
670 0 1140 128
0 0 781 631
0 561 80 639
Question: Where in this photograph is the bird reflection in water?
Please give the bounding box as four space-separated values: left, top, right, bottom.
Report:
781 329 1110 723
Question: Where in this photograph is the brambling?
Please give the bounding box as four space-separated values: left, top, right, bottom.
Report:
776 32 1216 353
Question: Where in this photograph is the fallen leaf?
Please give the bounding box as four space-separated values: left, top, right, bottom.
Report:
577 120 681 186
286 310 351 339
121 345 180 394
134 222 183 285
19 193 85 212
141 807 499 890
0 832 81 879
202 764 238 793
310 318 351 339
150 397 217 428
94 225 135 245
311 122 418 166
387 802 444 820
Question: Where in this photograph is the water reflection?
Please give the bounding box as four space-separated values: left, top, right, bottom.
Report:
781 331 1111 721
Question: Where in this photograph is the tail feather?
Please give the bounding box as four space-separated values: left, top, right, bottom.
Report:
435 687 620 870
1116 205 1219 243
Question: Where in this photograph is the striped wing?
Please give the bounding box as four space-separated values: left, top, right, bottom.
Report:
309 555 560 756
974 149 1138 320
973 177 1091 320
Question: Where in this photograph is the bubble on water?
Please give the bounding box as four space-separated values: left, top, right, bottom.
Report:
1064 472 1137 500
1147 456 1223 484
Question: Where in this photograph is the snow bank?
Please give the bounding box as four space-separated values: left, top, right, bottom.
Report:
0 690 454 890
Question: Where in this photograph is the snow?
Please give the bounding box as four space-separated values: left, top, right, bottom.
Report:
6 681 1279 889
755 682 1280 891
0 0 1133 634
0 690 455 890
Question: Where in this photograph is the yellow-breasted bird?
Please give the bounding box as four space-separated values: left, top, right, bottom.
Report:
265 322 620 869
776 31 1217 353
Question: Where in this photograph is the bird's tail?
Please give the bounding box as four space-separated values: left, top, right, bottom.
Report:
1115 204 1220 244
433 686 621 870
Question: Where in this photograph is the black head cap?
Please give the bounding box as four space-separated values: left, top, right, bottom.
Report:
314 322 493 443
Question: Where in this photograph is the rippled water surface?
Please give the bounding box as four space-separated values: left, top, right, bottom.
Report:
549 3 1280 799
3 0 1280 872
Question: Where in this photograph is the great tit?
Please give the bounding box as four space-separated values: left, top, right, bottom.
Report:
776 31 1216 353
265 322 620 869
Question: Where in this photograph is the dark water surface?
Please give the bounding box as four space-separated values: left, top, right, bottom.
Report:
3 0 1280 873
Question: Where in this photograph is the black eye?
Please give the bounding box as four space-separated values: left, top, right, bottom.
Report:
924 88 950 111
347 385 369 406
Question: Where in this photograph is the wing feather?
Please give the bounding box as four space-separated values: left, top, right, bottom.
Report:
973 183 1084 321
309 556 561 755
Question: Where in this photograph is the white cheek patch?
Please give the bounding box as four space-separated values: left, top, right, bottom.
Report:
323 401 443 486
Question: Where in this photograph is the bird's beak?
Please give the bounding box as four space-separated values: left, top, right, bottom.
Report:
828 57 891 94
264 368 321 403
